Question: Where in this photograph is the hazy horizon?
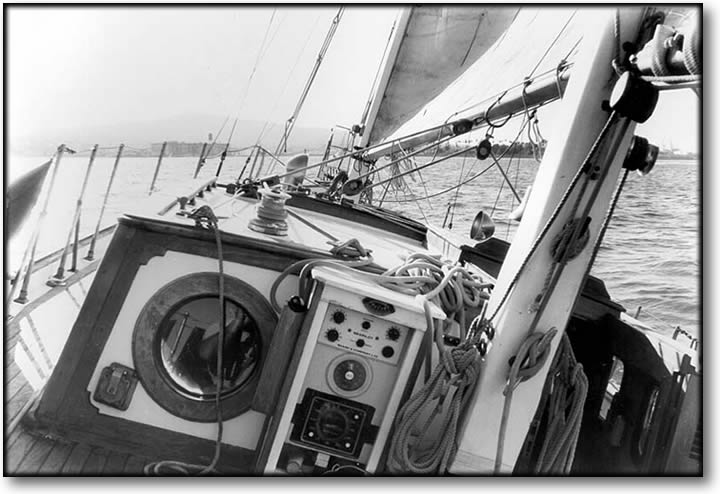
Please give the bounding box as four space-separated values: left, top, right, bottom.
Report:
7 6 701 165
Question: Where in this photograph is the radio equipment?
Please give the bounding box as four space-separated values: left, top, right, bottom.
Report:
259 266 444 474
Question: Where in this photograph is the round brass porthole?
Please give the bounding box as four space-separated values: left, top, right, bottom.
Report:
132 272 277 422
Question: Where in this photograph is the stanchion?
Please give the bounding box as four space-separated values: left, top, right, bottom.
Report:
48 144 98 286
193 142 208 179
9 145 67 305
85 144 124 262
148 141 167 195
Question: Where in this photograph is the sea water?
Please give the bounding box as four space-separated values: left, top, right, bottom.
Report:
7 154 700 337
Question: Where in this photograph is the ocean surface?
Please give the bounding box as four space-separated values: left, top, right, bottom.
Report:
8 153 700 337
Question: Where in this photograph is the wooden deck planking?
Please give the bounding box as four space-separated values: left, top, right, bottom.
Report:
6 369 30 403
6 359 23 384
13 435 56 475
5 429 40 472
122 455 149 475
5 383 34 427
59 442 95 475
5 427 23 449
79 447 109 474
102 451 130 475
35 440 76 475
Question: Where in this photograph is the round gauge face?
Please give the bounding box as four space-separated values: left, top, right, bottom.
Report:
327 356 371 396
316 403 350 441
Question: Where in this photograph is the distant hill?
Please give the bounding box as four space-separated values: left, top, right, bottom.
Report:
9 113 331 156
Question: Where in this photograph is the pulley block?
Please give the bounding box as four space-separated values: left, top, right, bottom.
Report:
622 135 659 175
476 138 493 160
452 118 473 136
608 71 659 123
341 178 364 197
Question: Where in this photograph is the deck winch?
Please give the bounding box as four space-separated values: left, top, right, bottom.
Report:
248 185 291 236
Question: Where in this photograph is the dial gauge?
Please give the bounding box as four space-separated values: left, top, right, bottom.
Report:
327 355 372 397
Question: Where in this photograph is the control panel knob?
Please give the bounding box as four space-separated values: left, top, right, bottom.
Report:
332 310 346 324
386 327 401 341
326 329 339 342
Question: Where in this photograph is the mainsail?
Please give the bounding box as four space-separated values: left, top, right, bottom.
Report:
363 6 521 146
365 7 584 147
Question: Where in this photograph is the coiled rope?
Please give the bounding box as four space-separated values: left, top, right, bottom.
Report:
270 248 492 475
269 240 374 313
376 253 491 343
387 343 481 474
531 333 588 474
378 255 491 474
494 328 557 473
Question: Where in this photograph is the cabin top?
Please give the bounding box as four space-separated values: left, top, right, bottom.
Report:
123 179 449 273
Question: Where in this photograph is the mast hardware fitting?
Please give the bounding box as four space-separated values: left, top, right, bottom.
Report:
608 71 659 123
476 137 493 160
622 136 659 175
452 118 474 135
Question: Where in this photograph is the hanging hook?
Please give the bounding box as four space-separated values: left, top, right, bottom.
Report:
484 91 512 129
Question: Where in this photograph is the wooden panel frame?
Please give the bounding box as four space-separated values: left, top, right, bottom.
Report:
32 216 332 473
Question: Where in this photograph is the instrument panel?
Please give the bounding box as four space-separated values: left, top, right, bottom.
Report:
318 303 409 366
261 266 438 475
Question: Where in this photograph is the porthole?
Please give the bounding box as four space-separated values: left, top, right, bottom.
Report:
132 272 277 422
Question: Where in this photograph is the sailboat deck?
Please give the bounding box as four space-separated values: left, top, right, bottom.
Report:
4 186 447 476
6 311 159 475
3 226 151 475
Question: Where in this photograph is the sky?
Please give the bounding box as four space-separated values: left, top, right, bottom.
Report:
6 5 700 152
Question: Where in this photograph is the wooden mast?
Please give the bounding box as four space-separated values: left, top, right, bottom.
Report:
450 8 646 474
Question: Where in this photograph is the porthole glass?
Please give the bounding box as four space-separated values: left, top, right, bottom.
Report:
132 273 277 422
156 296 260 400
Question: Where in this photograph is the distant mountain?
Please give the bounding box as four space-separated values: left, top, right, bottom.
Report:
9 113 332 156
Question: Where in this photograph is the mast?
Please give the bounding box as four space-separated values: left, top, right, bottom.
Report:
450 8 647 474
357 8 412 149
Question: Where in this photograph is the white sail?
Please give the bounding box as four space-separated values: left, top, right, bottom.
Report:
375 7 584 145
365 6 521 146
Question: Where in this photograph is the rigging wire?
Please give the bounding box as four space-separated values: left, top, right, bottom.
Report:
381 116 530 204
274 7 345 155
486 112 620 324
253 13 323 148
506 146 523 240
443 154 468 230
359 14 399 128
526 10 578 80
236 9 279 114
198 9 279 175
